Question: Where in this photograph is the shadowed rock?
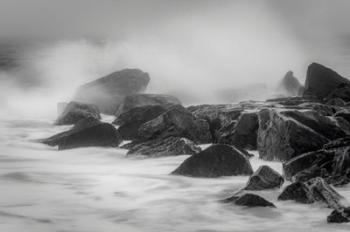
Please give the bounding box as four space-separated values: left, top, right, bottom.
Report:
55 101 100 125
138 105 212 144
171 144 253 177
40 118 121 150
278 182 313 204
244 165 284 190
74 69 150 114
327 208 350 223
234 194 275 207
122 137 201 157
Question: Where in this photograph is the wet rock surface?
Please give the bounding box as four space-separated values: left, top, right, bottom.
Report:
244 165 284 190
55 101 101 125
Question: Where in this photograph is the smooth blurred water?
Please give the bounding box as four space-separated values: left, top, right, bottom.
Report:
0 117 349 232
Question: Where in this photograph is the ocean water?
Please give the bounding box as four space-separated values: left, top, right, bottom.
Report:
0 116 349 232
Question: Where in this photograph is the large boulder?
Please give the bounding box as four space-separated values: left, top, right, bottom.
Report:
257 109 328 161
303 63 350 100
113 105 169 140
74 69 150 114
276 71 303 97
115 93 181 116
244 165 284 190
55 101 100 125
138 105 212 144
40 118 121 150
218 112 259 150
122 137 201 157
171 144 253 177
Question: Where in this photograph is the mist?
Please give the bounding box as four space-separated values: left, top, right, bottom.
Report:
1 0 349 119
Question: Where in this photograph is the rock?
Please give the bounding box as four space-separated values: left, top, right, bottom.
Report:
325 98 346 107
113 105 169 140
334 109 350 124
115 93 181 116
171 144 253 177
122 137 201 157
327 84 350 102
138 105 212 144
327 208 350 223
55 101 101 125
234 194 275 207
257 109 328 161
218 112 259 150
74 69 150 114
303 63 350 100
244 165 284 190
40 118 121 150
278 178 344 208
276 71 303 97
298 102 335 116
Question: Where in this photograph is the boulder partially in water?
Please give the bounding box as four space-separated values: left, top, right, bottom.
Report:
55 101 100 125
234 194 275 207
244 165 284 190
138 105 212 144
40 118 121 150
74 69 150 115
122 137 201 157
327 208 350 223
171 144 253 177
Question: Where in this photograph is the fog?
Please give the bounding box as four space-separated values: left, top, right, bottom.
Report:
1 0 350 119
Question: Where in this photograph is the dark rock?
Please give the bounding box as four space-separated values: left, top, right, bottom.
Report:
303 63 350 100
298 102 335 116
327 84 350 102
113 105 169 140
138 105 212 144
74 69 150 114
218 112 259 150
55 101 101 125
115 93 181 116
327 208 350 223
122 137 201 157
325 98 346 107
40 118 121 150
257 109 328 161
278 182 313 204
276 71 303 97
334 109 350 124
171 144 253 177
244 165 284 190
234 194 275 207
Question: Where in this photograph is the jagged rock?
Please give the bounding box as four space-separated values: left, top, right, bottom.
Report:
325 98 346 107
55 101 101 125
171 144 253 177
257 109 328 161
334 109 350 124
244 165 284 190
74 69 150 114
138 105 212 144
113 105 169 140
234 194 275 207
327 84 350 102
122 137 201 157
278 178 344 209
298 102 335 116
40 118 121 150
115 93 181 116
276 71 303 97
303 63 350 100
218 112 259 150
327 208 350 223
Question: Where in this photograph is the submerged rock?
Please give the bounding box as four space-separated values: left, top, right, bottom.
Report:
138 105 212 144
171 144 253 177
74 69 150 114
234 194 275 207
55 101 100 125
122 137 201 157
40 118 121 150
244 165 284 190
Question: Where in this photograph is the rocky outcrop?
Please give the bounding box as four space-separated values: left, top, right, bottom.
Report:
40 118 121 150
218 112 259 150
327 208 350 223
55 101 100 125
171 144 253 177
138 105 212 144
113 105 169 140
303 63 350 101
223 193 275 207
74 69 150 114
244 165 284 190
122 137 201 157
278 177 344 209
276 71 303 97
115 93 181 116
257 109 329 161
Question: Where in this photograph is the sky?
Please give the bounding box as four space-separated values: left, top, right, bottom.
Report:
0 0 350 117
